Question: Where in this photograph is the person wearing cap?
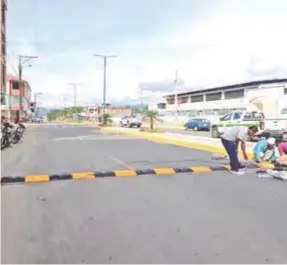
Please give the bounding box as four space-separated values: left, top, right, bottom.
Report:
253 137 278 163
221 125 259 175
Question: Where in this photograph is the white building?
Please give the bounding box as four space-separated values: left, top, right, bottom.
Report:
154 79 287 122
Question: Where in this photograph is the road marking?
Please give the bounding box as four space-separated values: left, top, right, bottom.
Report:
191 166 212 172
51 136 134 141
114 169 137 177
72 172 95 179
109 156 133 169
3 163 276 185
25 175 50 183
153 168 176 175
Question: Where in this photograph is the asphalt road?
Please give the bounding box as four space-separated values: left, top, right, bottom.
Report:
1 124 287 264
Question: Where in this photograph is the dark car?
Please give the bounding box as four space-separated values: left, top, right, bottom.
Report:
184 118 211 131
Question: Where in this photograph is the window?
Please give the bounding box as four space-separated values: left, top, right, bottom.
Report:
243 112 265 121
233 112 242 120
157 103 166 109
206 92 222 101
284 87 287 95
178 96 188 104
1 93 5 105
225 89 244 99
12 81 20 89
220 113 232 121
166 98 175 104
191 95 203 102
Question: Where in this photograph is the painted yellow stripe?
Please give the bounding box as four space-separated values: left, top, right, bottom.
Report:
258 162 275 169
114 169 137 177
25 175 50 182
72 172 95 179
191 166 212 172
154 168 176 175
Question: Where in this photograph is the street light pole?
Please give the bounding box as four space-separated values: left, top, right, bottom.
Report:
17 55 38 122
34 92 42 118
68 83 80 107
93 54 117 116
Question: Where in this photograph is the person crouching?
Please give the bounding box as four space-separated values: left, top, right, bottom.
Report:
253 137 278 163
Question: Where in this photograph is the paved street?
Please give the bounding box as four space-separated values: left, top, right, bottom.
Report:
1 124 287 264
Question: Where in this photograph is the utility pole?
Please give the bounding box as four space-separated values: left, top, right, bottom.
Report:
63 94 68 109
33 92 42 118
17 55 38 122
93 54 117 116
173 70 179 115
68 83 80 107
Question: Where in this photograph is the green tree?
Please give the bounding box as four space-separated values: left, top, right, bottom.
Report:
142 110 161 130
47 106 84 121
102 113 112 126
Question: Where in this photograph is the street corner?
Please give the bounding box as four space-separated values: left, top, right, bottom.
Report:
1 165 233 185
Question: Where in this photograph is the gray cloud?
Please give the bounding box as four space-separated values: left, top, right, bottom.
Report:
138 78 185 92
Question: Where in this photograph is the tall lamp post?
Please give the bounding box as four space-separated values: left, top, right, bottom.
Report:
93 54 117 116
17 55 38 122
33 92 42 118
68 83 80 107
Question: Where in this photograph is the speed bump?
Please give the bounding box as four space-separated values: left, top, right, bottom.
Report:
0 164 263 185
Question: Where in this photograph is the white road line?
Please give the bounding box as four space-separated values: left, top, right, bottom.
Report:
109 156 133 169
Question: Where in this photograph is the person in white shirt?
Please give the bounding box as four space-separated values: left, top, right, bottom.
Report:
221 126 258 175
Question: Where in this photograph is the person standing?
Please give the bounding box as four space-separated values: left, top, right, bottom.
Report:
221 126 258 175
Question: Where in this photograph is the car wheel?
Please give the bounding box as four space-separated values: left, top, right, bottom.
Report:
193 127 198 131
185 127 188 131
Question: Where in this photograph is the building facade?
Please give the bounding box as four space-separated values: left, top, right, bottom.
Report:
159 79 287 121
7 74 32 120
1 0 8 115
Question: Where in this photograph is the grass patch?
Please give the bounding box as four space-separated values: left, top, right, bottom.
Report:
139 127 164 133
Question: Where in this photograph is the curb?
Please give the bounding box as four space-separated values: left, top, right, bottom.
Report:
1 165 230 185
101 127 254 159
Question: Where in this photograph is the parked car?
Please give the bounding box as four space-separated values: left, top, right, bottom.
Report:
184 118 211 131
120 115 142 128
211 111 265 138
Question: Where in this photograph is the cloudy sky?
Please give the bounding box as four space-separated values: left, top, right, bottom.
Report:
6 0 287 107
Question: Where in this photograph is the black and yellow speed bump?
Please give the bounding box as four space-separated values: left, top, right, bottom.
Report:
0 165 233 185
3 163 277 185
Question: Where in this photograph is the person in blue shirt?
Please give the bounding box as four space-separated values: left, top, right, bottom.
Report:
253 137 278 163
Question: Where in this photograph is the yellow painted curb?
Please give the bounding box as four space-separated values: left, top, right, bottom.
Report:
101 127 254 159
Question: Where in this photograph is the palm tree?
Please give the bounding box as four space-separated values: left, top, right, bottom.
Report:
142 110 161 130
102 113 112 126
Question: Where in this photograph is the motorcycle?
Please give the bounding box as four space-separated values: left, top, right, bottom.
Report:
10 123 26 144
1 123 13 149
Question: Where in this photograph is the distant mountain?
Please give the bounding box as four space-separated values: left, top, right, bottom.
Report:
37 107 57 116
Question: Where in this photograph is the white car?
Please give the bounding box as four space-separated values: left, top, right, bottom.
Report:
120 116 142 128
